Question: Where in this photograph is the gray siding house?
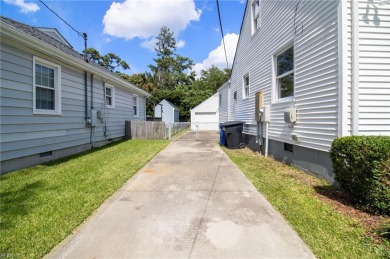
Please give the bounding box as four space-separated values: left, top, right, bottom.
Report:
154 99 180 124
222 0 390 181
0 16 149 173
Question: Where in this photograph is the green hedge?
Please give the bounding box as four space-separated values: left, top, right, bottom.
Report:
329 136 390 215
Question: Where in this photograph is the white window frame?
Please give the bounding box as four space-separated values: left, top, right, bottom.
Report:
243 73 250 99
251 0 261 35
33 56 61 115
133 94 139 117
105 84 115 108
272 43 295 103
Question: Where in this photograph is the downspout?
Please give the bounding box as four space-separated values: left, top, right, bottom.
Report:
90 74 94 148
351 0 360 135
84 71 88 124
90 74 94 109
103 82 108 137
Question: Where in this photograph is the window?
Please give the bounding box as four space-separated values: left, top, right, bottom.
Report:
243 74 250 99
276 46 294 99
219 94 222 106
105 85 115 108
251 0 261 34
33 57 61 114
133 95 139 117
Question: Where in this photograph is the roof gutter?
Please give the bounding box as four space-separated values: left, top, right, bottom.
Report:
0 21 150 98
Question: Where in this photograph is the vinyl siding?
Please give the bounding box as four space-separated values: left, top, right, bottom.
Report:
356 1 390 135
230 0 340 152
0 42 145 161
218 82 229 123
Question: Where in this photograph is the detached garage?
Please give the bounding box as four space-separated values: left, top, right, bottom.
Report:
190 93 219 131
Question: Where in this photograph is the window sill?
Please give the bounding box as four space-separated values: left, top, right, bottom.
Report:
106 105 115 109
33 110 62 116
273 96 294 104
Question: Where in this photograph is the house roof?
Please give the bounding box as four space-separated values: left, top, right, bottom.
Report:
160 99 180 110
217 80 230 92
190 92 219 112
36 27 73 48
0 16 149 97
230 1 249 75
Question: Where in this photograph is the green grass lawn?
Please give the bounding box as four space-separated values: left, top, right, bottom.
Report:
0 140 168 258
223 148 389 259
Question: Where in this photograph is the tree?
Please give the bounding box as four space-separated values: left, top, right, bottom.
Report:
83 48 130 72
148 27 194 90
119 73 158 117
193 66 231 92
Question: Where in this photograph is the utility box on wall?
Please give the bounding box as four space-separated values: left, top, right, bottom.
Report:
255 92 264 122
91 109 98 127
284 108 297 123
261 105 270 122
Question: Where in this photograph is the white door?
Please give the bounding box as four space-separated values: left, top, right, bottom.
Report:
193 112 218 130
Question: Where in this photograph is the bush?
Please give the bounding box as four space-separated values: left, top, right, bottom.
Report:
330 136 390 215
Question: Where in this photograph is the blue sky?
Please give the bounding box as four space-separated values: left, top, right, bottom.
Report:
2 0 246 75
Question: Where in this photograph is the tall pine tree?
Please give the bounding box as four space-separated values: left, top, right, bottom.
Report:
148 27 194 90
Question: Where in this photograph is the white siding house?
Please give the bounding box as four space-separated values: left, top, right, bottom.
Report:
218 81 230 124
225 0 390 181
154 99 180 124
190 93 219 131
0 16 149 173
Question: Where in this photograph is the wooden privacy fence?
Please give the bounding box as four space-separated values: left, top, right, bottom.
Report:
125 121 190 140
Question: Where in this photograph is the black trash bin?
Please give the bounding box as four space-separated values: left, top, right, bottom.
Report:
221 121 244 149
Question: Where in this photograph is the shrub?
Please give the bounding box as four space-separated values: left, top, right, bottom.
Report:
329 136 390 215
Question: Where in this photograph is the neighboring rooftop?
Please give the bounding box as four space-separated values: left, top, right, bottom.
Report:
161 99 180 110
0 16 148 95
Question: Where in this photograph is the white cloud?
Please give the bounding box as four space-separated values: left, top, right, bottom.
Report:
193 33 239 76
140 38 157 51
140 37 185 51
103 0 201 41
4 0 39 13
103 36 112 43
176 39 186 49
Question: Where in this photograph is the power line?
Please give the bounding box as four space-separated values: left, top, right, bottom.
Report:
38 0 88 60
38 0 84 38
216 0 229 69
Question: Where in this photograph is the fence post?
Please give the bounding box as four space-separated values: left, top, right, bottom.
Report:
196 121 199 141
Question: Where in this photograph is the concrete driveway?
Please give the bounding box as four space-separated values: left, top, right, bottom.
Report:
48 131 315 258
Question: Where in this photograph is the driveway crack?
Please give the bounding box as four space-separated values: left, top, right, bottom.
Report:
187 153 224 259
